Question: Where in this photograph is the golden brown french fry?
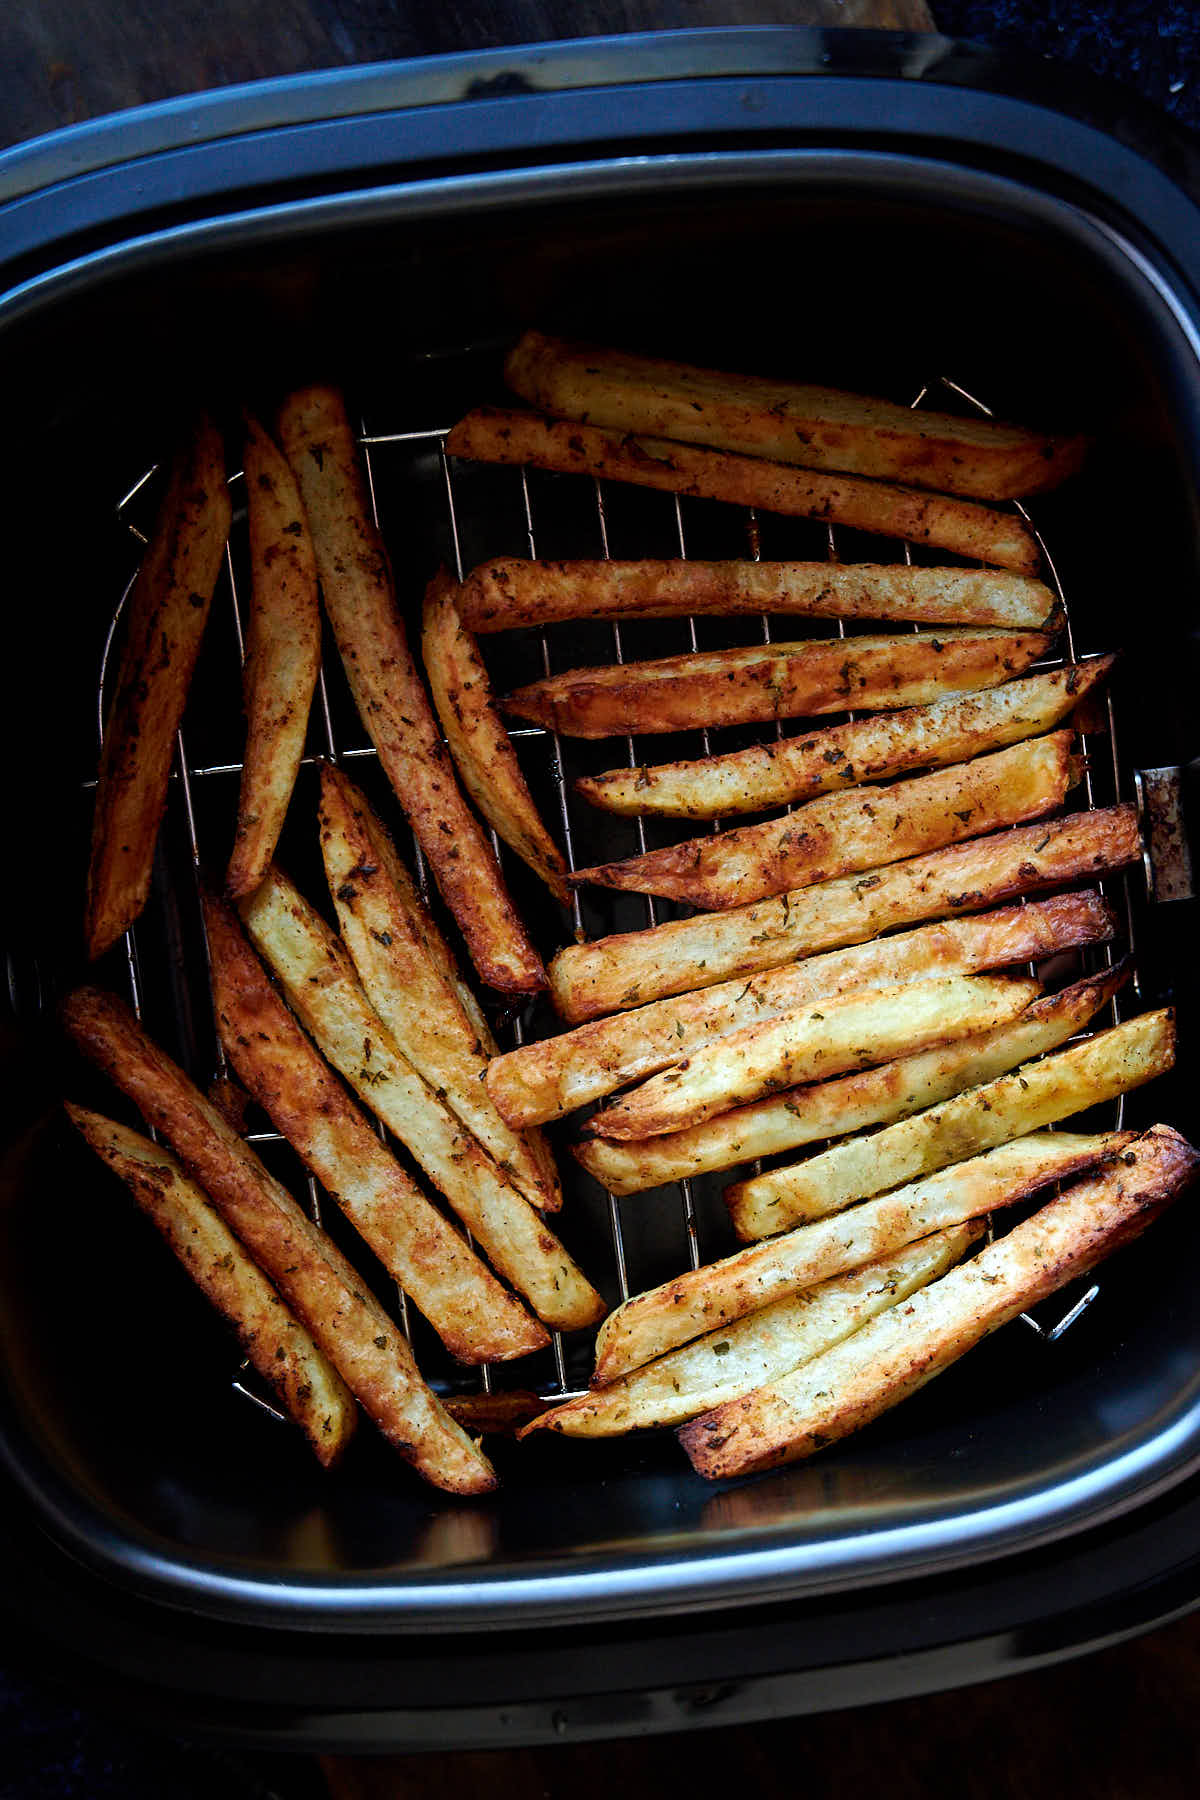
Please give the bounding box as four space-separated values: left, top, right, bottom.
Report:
576 964 1128 1196
577 732 1076 910
421 569 569 903
504 331 1088 500
493 893 1107 1130
727 1009 1175 1238
444 1389 548 1436
277 385 544 993
318 763 561 1211
241 867 604 1332
524 1226 981 1437
86 416 230 959
593 1131 1129 1385
60 987 497 1494
458 558 1059 634
681 1126 1198 1479
549 805 1140 1022
503 628 1051 740
225 414 321 899
202 890 547 1364
589 974 1038 1142
446 409 1042 572
578 660 1112 820
67 1105 356 1467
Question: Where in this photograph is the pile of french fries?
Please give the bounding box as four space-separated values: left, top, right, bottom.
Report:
67 333 1197 1494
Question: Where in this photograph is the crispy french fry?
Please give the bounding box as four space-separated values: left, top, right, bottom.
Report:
681 1126 1198 1479
318 763 561 1211
446 409 1042 572
202 890 547 1364
593 1131 1128 1385
504 331 1088 500
524 1226 981 1437
422 569 569 903
86 416 230 958
493 893 1108 1129
727 1009 1176 1238
444 1389 548 1435
241 866 604 1332
277 385 544 993
225 414 321 900
579 660 1111 820
577 964 1128 1196
60 987 497 1494
67 1105 356 1466
589 974 1038 1142
458 559 1060 634
503 628 1051 740
577 732 1076 910
549 805 1140 1022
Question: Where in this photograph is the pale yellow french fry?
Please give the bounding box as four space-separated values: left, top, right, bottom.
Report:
681 1126 1198 1479
727 1009 1176 1239
593 1132 1130 1385
589 973 1038 1141
548 806 1140 1023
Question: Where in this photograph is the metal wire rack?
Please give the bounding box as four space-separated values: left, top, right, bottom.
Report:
68 374 1151 1425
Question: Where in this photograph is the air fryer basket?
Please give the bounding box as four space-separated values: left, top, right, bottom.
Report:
4 33 1200 1659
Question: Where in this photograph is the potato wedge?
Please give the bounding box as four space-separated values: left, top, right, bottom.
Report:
458 558 1059 634
681 1125 1198 1479
318 763 560 1211
549 805 1140 1023
241 866 604 1332
493 893 1108 1129
524 1226 980 1437
202 890 547 1364
504 331 1088 500
445 409 1042 573
277 384 544 993
727 1008 1176 1238
577 963 1128 1196
86 415 230 959
422 569 569 903
577 732 1076 910
60 987 497 1494
225 414 321 900
503 628 1051 740
67 1105 356 1466
593 1131 1128 1385
589 973 1038 1141
579 659 1112 819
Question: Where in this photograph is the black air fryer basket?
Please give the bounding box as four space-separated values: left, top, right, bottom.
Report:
4 28 1200 1748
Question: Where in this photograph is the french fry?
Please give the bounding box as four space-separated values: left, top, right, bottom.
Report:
60 987 497 1494
523 1226 981 1437
86 415 230 958
727 1009 1176 1239
67 1105 356 1467
681 1126 1199 1479
503 628 1052 740
504 331 1088 500
577 732 1077 910
445 409 1042 573
578 660 1112 820
593 1132 1129 1385
493 893 1108 1129
458 558 1059 634
549 805 1140 1022
588 974 1039 1142
577 964 1127 1197
421 569 569 903
277 384 544 993
202 890 548 1364
318 763 561 1211
240 866 604 1332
